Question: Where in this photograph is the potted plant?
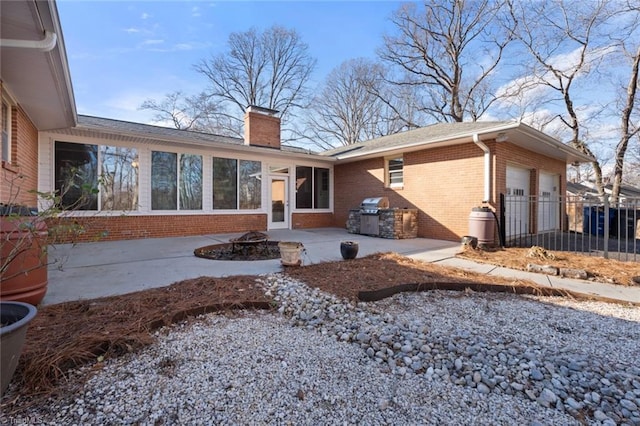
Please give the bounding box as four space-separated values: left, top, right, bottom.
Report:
0 301 37 396
1 172 99 396
1 204 49 305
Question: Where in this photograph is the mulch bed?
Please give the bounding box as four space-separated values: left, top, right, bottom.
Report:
7 276 270 401
457 246 640 286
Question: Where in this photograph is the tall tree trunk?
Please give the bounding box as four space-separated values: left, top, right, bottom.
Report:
611 45 640 204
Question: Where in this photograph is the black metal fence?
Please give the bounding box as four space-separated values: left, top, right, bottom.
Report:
502 194 640 262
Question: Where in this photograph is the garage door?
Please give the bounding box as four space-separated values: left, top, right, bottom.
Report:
505 166 530 237
538 172 559 232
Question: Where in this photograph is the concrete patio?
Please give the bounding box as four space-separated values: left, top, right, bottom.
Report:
44 228 640 306
44 228 459 305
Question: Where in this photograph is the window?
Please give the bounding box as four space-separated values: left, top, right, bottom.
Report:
296 166 313 208
1 97 11 163
213 157 237 209
386 156 403 188
100 146 139 210
55 142 99 210
180 154 203 210
239 160 261 209
56 142 140 211
213 157 262 210
152 151 203 210
314 167 330 208
296 166 330 209
151 151 177 210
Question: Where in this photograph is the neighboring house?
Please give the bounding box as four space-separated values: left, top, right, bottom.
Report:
2 0 594 245
567 181 640 202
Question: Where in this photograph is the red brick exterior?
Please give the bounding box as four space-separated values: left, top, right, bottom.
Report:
292 212 335 229
51 214 270 243
493 141 566 234
1 102 39 207
334 140 566 242
53 212 337 243
244 110 281 149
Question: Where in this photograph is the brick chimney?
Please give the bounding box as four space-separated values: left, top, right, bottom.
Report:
243 105 281 149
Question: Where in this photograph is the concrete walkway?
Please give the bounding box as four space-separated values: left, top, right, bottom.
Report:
44 228 640 306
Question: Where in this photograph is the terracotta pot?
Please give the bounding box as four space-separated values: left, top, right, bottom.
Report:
340 241 359 260
0 301 38 396
0 216 48 305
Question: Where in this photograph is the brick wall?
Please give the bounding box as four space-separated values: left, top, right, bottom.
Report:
244 110 281 149
1 104 39 207
334 140 567 242
493 141 566 233
50 214 268 243
292 212 335 229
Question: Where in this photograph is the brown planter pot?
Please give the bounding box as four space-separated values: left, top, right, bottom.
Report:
0 301 38 396
0 216 48 305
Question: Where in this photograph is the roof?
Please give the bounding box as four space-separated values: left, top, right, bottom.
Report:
77 115 244 146
323 121 594 164
0 0 76 129
605 183 640 198
567 181 640 199
47 115 328 160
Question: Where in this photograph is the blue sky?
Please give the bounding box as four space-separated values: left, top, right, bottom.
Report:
57 1 402 124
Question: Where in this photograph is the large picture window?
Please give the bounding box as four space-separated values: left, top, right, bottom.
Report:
296 166 330 209
100 146 139 210
55 141 99 210
213 157 262 210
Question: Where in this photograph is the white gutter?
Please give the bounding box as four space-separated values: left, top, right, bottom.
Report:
0 30 57 52
473 133 491 203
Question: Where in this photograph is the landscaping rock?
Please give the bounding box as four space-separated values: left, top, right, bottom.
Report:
526 263 559 276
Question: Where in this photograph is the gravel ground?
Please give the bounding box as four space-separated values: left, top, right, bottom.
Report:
4 274 640 425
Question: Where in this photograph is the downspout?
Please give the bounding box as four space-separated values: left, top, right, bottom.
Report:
0 30 57 52
472 133 491 203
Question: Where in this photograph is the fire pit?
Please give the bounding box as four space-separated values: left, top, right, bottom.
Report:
194 231 280 261
230 231 270 256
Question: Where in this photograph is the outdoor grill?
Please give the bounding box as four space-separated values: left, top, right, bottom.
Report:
359 197 389 235
360 197 389 214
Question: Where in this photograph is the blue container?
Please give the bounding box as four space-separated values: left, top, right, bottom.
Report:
583 206 614 236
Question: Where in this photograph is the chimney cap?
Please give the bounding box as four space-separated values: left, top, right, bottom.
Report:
246 105 279 116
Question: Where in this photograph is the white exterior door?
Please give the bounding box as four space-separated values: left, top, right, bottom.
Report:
538 172 559 232
506 165 530 237
269 176 289 229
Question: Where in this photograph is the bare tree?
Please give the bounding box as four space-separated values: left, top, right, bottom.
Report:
609 4 640 203
194 26 316 132
140 91 241 137
507 0 613 195
379 0 513 123
301 59 415 149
